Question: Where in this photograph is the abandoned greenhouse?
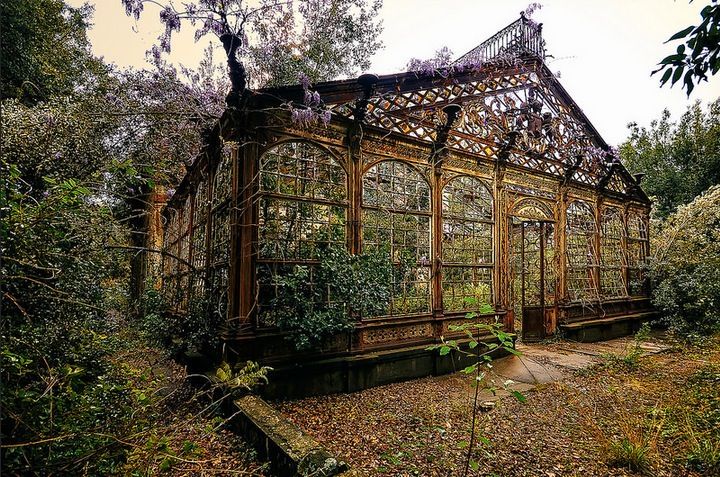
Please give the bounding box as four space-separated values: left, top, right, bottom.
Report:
157 14 653 396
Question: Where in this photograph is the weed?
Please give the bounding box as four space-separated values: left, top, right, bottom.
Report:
609 438 652 474
686 438 720 474
602 323 652 370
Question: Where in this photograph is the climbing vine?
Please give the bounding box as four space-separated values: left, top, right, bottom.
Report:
266 246 393 350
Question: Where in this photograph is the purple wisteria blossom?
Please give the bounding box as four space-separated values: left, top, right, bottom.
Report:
289 72 332 128
121 0 143 20
523 2 543 29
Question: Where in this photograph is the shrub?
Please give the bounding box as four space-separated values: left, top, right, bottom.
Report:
138 285 221 356
266 246 393 350
609 437 652 474
650 185 720 337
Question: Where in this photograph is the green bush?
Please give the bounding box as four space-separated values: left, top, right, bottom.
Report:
266 246 393 350
138 285 221 356
0 161 137 473
650 185 720 337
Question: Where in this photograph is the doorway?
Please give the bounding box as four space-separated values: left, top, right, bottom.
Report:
511 219 556 342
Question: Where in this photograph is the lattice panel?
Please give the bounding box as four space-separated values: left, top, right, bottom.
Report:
208 266 229 323
442 175 493 221
442 176 493 265
627 212 648 239
213 143 233 206
195 180 209 225
211 208 230 266
256 263 342 327
259 199 346 260
565 200 598 301
362 160 432 316
191 225 206 272
362 323 434 345
321 37 643 195
260 142 346 202
626 211 649 296
363 210 431 261
606 170 628 194
257 141 347 262
363 161 430 212
600 207 626 298
443 266 493 311
178 221 191 266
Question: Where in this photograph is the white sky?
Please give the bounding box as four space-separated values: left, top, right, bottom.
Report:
72 0 720 145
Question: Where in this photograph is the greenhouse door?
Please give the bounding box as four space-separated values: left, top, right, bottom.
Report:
519 221 551 342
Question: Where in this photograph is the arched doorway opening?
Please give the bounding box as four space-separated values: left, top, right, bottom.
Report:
509 199 557 342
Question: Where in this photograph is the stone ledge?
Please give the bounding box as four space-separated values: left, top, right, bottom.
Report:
232 395 351 477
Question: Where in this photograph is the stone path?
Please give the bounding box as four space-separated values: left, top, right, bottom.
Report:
475 334 671 407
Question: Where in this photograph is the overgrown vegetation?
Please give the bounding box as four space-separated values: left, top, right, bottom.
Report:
266 246 393 349
650 185 720 337
1 0 384 473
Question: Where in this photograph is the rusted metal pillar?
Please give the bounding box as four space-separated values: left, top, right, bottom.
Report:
557 185 568 303
431 160 443 325
594 194 603 300
494 160 509 331
429 104 461 334
236 141 258 333
622 202 630 296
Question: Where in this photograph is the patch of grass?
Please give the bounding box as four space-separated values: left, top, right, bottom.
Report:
602 323 652 370
608 437 652 474
686 438 720 474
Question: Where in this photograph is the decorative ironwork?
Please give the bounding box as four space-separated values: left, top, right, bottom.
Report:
455 15 546 65
626 210 649 296
256 142 348 324
157 13 655 364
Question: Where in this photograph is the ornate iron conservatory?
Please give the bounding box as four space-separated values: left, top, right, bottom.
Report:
160 15 652 395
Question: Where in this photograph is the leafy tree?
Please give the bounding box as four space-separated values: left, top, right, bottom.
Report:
619 99 720 217
650 185 720 337
120 0 384 89
0 0 104 102
654 0 720 95
0 5 231 470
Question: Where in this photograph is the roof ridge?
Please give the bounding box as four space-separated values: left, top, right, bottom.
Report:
454 13 546 66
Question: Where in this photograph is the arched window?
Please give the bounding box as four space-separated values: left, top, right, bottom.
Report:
626 211 649 296
600 207 626 298
256 142 347 324
442 176 493 311
565 200 598 301
362 161 431 316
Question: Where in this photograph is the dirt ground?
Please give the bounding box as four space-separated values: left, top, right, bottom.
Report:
276 334 720 477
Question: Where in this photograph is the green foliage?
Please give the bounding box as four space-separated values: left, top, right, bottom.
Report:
0 151 134 473
650 186 720 337
686 438 720 474
215 361 272 397
609 437 652 474
138 286 222 356
427 303 523 477
0 0 104 102
654 0 720 95
619 99 720 217
266 246 392 350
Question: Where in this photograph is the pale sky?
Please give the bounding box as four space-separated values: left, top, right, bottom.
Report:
71 0 720 145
